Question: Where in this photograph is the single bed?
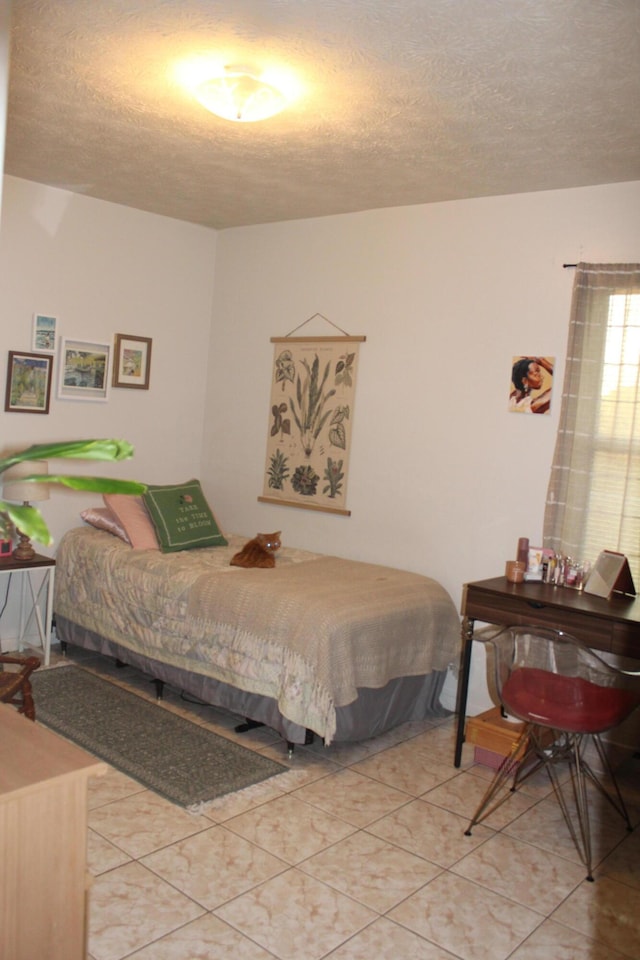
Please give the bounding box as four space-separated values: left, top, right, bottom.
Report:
53 526 461 746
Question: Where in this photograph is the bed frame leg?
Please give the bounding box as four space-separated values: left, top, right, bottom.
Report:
286 730 314 757
152 678 165 700
234 718 265 734
234 720 315 757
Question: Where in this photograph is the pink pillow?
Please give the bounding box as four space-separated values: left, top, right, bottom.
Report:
102 494 159 550
80 506 130 544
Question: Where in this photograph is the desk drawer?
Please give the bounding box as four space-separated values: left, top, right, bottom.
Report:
465 592 615 650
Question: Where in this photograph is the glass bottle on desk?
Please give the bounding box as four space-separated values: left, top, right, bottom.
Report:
553 554 565 585
544 553 557 584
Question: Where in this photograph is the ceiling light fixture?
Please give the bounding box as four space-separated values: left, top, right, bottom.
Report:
195 65 289 123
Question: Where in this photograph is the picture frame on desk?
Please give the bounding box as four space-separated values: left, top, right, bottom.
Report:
584 551 636 599
526 546 544 581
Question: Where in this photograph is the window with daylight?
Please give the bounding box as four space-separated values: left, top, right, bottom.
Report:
544 263 640 585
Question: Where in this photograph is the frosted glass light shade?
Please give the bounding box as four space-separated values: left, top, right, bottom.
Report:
195 67 288 122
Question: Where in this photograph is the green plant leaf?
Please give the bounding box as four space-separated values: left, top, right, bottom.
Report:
0 438 144 546
38 475 146 494
0 501 52 545
0 439 135 474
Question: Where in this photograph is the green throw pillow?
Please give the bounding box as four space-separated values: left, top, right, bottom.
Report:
143 480 228 553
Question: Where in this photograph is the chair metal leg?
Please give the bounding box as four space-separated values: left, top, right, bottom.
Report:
571 735 594 881
534 731 633 882
465 721 635 882
587 735 633 830
464 727 532 834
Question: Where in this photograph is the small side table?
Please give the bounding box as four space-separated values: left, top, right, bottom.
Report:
0 553 55 666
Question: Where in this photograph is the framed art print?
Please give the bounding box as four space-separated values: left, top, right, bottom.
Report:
112 333 152 389
32 313 58 354
58 338 111 401
5 350 53 414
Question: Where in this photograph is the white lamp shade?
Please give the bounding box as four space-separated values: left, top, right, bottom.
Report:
2 460 50 503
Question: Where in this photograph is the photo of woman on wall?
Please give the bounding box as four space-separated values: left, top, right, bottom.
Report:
509 356 554 414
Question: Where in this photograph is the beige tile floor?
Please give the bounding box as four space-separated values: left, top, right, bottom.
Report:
33 647 640 959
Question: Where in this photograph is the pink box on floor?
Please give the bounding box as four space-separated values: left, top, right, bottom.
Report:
473 746 515 770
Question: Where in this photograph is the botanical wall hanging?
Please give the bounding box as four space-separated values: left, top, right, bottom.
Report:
259 318 365 515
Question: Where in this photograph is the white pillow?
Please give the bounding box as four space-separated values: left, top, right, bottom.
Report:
80 506 130 544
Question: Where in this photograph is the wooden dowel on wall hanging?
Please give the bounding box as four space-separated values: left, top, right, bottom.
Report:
270 335 366 343
258 496 351 516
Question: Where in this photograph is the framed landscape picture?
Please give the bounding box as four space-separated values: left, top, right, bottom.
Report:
58 338 111 402
112 333 152 389
32 313 58 354
5 350 53 414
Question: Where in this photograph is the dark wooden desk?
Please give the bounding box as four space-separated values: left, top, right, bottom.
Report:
454 576 640 767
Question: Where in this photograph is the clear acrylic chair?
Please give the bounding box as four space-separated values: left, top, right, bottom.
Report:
464 625 640 880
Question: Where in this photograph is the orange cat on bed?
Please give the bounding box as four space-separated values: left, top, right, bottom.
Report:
230 531 282 569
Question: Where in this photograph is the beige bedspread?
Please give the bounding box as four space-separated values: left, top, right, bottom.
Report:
54 526 460 742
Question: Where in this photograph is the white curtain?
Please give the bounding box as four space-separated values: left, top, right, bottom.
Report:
544 263 640 583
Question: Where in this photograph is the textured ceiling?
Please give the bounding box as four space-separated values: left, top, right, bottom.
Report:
5 0 640 229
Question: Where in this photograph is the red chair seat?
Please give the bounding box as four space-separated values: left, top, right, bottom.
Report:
503 667 640 734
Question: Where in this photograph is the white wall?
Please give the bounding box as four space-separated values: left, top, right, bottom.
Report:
0 175 218 553
0 2 10 215
205 180 640 712
1 171 638 708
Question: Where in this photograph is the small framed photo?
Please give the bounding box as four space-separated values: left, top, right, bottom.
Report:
58 338 111 402
112 333 152 389
509 356 554 414
32 313 58 353
526 547 545 581
5 350 53 414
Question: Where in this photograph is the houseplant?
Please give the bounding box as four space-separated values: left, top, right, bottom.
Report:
0 439 145 547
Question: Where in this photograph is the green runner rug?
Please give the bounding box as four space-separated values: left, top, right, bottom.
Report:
31 666 286 809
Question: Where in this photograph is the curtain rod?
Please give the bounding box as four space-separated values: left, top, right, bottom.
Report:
563 263 577 268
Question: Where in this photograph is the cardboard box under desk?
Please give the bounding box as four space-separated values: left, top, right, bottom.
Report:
465 707 528 769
